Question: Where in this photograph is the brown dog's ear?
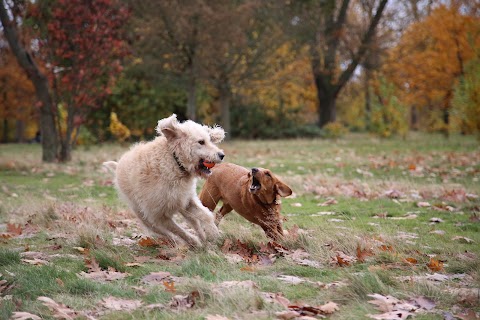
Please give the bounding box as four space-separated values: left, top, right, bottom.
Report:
275 181 292 197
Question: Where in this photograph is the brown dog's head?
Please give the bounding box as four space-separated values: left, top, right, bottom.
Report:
248 167 292 205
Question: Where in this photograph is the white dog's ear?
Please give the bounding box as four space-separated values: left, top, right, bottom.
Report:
208 125 225 144
156 114 179 140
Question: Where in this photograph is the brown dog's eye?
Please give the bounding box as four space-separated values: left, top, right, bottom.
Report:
265 172 271 177
198 140 205 145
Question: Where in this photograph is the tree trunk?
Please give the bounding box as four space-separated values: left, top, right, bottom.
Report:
15 120 25 143
186 76 197 121
313 74 337 127
2 118 8 143
219 85 231 140
0 3 58 161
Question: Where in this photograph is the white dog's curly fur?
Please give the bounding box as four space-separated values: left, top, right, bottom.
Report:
103 114 225 247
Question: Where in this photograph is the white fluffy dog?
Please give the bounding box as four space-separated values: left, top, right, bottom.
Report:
103 114 225 247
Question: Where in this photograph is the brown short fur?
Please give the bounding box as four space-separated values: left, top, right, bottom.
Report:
199 163 292 240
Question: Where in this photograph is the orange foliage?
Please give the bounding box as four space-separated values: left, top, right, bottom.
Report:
0 50 37 138
383 4 480 130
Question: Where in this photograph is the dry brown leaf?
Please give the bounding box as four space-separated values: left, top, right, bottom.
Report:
331 251 356 267
10 312 42 320
55 278 65 287
275 310 302 320
21 258 49 266
379 245 394 252
7 223 23 236
205 315 230 320
367 310 414 319
319 301 339 314
356 245 374 262
163 280 176 293
78 269 129 282
451 236 475 243
404 257 418 264
426 258 444 272
141 271 172 284
138 237 159 247
367 294 401 313
454 309 480 320
240 265 255 272
169 291 199 310
277 275 305 285
261 292 291 308
37 296 78 319
100 296 143 311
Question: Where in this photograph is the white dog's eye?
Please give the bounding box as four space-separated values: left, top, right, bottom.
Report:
198 140 205 145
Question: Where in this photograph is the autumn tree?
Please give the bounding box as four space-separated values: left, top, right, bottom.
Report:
130 0 203 121
0 0 58 161
0 48 36 142
199 1 286 138
288 0 389 128
383 3 480 134
30 0 130 161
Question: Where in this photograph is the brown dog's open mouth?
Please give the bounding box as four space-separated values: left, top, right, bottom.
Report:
249 175 261 193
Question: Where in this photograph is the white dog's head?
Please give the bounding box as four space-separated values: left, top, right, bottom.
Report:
156 114 225 177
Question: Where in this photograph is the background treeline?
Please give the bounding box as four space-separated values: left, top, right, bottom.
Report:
1 0 479 162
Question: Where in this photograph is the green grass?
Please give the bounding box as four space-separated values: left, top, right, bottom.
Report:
0 133 479 319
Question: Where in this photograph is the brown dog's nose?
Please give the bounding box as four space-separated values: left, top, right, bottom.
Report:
251 168 258 174
218 152 225 160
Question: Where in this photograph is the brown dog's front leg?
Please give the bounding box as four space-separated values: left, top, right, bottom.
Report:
215 203 233 225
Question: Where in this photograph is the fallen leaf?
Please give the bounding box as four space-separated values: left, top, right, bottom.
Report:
261 292 291 308
356 245 374 262
21 258 49 266
367 310 414 319
78 269 129 282
416 201 431 207
205 315 230 320
451 236 474 243
169 291 199 310
410 296 436 310
141 271 172 284
100 296 143 311
429 217 444 223
319 301 339 314
277 275 305 285
138 237 159 247
318 198 338 206
6 223 23 236
10 312 41 320
163 281 176 293
275 310 301 320
37 296 78 319
426 258 444 272
404 258 418 264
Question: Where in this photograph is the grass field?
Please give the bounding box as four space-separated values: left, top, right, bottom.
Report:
0 133 479 319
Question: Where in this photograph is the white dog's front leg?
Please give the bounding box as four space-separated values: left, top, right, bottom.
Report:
181 198 219 242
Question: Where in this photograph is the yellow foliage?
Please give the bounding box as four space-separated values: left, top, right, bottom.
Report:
109 112 131 141
322 122 348 139
236 43 317 123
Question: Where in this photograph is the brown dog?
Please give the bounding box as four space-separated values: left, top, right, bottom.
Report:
199 163 292 240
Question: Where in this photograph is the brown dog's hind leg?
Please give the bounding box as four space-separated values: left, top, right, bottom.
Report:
215 203 232 225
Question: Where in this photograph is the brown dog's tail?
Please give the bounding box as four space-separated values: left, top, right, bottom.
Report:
102 161 118 174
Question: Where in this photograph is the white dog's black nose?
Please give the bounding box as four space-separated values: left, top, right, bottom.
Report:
218 152 225 160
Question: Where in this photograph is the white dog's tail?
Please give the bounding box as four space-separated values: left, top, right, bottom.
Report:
103 161 118 174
